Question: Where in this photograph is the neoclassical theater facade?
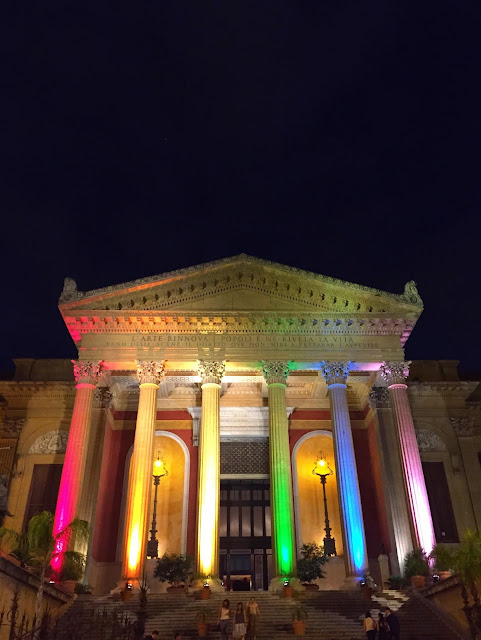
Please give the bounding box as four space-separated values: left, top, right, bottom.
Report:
1 255 480 593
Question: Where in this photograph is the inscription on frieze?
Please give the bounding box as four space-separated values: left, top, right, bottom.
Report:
103 334 382 350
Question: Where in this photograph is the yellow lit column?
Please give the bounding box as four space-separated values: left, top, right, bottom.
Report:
121 361 164 582
196 360 225 578
262 361 296 580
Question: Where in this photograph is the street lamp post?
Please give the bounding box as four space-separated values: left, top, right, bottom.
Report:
312 451 337 557
147 451 168 559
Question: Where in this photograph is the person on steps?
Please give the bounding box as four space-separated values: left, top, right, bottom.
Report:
143 631 159 640
363 611 377 640
377 613 389 640
246 597 260 640
232 602 247 640
219 599 231 640
384 607 400 640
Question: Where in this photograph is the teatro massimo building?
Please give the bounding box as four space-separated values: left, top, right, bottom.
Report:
1 255 480 594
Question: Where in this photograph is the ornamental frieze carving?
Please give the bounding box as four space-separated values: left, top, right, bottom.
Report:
29 430 68 455
450 417 475 437
197 361 226 385
368 387 390 409
136 361 165 386
262 361 290 385
379 361 411 386
320 361 350 386
72 360 103 385
415 429 447 452
94 388 113 409
0 418 26 438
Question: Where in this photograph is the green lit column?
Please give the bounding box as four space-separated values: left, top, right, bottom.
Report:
263 361 297 584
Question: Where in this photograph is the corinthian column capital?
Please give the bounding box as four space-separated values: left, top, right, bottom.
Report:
262 361 290 385
197 360 225 385
72 360 103 386
320 361 350 387
380 361 411 387
136 361 165 386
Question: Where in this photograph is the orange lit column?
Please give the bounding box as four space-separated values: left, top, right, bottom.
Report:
52 361 102 569
380 361 436 555
262 361 297 581
121 361 164 582
196 360 225 578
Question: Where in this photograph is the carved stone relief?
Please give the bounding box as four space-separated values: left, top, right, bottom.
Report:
29 430 68 455
450 417 475 437
415 429 447 452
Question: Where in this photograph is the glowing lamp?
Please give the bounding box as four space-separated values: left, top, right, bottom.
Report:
312 451 336 557
147 451 168 559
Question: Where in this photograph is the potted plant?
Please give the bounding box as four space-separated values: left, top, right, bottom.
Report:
196 606 212 637
283 578 293 598
292 604 308 635
387 575 406 590
403 548 430 588
120 579 134 602
296 542 327 591
58 552 86 594
430 543 454 580
154 553 194 593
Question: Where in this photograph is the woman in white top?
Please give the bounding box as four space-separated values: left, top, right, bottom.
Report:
219 599 231 640
363 611 377 640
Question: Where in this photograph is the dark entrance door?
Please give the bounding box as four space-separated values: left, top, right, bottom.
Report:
219 479 272 591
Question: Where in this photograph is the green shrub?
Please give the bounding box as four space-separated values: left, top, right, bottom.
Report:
403 548 429 578
154 553 194 586
296 542 327 583
430 544 454 572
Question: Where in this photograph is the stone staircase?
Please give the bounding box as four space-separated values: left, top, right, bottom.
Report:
62 589 464 640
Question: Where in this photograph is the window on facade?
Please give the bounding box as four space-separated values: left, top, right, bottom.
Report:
24 464 63 529
422 461 459 543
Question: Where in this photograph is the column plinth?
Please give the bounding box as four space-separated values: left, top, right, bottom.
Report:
380 362 436 554
263 361 296 581
121 361 164 582
320 361 368 580
52 361 103 572
196 360 225 579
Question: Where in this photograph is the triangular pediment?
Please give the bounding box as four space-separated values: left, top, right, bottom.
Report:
59 254 423 317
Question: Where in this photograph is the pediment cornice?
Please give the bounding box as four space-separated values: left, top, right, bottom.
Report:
59 254 422 315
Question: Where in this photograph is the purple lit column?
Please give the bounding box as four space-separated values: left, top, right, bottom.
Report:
380 362 436 554
320 362 368 580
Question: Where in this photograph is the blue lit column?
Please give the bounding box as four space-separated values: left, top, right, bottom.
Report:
321 361 368 581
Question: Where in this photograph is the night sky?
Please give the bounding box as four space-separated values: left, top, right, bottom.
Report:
1 3 480 377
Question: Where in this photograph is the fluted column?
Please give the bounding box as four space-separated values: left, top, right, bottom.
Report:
52 361 102 571
121 361 164 581
320 362 368 579
380 361 436 554
196 360 225 578
262 361 296 579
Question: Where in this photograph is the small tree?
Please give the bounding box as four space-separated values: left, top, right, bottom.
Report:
403 547 429 578
430 543 454 573
296 542 327 584
154 552 194 586
0 511 89 622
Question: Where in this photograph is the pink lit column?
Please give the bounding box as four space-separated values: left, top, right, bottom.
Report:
380 361 436 554
52 360 103 569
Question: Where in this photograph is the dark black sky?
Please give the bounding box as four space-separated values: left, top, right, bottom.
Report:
1 2 480 376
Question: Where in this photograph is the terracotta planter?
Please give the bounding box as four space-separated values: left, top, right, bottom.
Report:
439 571 452 581
411 575 426 589
200 586 211 600
120 589 133 602
303 583 319 592
58 580 77 595
197 622 208 637
167 585 185 594
293 620 306 636
284 585 293 598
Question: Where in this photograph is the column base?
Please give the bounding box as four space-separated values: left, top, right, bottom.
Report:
268 577 305 593
343 576 362 590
